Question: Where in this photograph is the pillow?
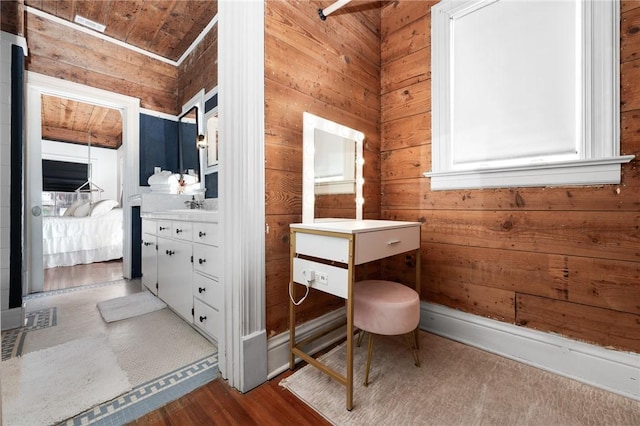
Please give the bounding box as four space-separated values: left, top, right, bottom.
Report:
73 201 92 217
63 199 87 216
90 199 119 217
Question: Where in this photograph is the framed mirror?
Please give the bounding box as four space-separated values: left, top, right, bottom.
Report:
178 106 199 174
302 112 364 223
179 89 205 190
204 109 219 171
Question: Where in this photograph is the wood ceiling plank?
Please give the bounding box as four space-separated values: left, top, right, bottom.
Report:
125 0 175 53
105 0 142 43
74 0 111 27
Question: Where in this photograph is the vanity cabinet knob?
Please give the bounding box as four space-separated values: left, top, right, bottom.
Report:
198 287 206 293
159 226 167 231
176 228 183 234
199 315 207 322
198 258 206 265
166 250 175 256
199 231 206 238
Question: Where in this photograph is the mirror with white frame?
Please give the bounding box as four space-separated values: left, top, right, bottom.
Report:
180 90 205 191
302 112 364 223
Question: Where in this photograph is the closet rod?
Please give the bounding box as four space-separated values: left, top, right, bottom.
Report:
318 0 352 20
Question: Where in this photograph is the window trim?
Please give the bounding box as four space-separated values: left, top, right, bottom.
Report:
425 0 634 191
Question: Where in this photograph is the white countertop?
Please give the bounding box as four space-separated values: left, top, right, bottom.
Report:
290 219 420 234
141 209 219 223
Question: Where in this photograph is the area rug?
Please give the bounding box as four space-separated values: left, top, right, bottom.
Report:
280 332 640 425
1 334 132 426
97 291 166 323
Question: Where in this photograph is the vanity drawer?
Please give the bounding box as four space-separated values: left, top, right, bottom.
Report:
294 232 350 264
293 257 349 299
157 220 172 237
193 273 222 310
193 298 221 341
172 221 193 242
142 219 156 235
193 222 219 246
193 244 220 277
354 225 420 264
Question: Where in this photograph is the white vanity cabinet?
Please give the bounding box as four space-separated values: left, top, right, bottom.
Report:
157 236 193 321
140 213 221 343
141 220 158 295
192 222 223 342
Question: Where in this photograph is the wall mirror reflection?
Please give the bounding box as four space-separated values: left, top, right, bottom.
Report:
302 112 364 223
205 112 219 170
178 106 199 178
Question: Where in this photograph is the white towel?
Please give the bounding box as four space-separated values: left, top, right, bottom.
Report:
147 171 179 185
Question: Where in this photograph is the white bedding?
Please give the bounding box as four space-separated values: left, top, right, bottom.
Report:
42 208 123 268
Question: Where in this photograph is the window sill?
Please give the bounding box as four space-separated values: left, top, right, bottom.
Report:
424 156 635 190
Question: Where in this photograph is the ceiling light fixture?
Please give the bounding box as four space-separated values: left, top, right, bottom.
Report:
74 15 106 33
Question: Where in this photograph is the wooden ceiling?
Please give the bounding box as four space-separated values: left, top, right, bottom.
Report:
25 0 217 62
41 95 123 149
28 0 218 149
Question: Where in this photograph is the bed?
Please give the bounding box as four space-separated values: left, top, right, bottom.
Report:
42 199 123 269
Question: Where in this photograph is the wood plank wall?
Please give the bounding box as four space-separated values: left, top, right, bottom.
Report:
264 0 382 337
23 10 178 115
177 9 218 107
380 1 640 353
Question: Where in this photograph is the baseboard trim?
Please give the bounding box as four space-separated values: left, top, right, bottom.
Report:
267 307 347 380
1 306 24 331
420 302 640 401
240 329 268 393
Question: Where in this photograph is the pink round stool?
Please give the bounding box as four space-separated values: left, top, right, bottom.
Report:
353 280 421 386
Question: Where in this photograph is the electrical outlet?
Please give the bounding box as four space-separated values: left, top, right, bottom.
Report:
317 272 328 285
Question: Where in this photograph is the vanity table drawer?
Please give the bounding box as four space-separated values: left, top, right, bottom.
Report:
354 225 420 264
295 232 350 264
193 273 222 310
193 222 219 246
193 298 221 341
173 221 193 241
193 244 220 277
157 220 172 237
142 219 156 235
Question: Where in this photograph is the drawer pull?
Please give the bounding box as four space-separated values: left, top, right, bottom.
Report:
198 258 207 264
166 249 175 256
199 231 206 238
387 239 401 245
198 287 206 293
143 241 152 246
199 315 207 322
176 228 183 234
159 226 167 231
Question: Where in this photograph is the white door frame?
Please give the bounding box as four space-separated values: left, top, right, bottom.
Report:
25 72 140 293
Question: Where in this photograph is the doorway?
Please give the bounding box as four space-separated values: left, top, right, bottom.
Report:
25 72 140 295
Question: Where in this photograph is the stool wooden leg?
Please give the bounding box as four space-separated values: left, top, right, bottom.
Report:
357 329 365 347
364 333 375 387
410 332 421 367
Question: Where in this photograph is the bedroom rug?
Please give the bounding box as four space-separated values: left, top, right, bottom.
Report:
1 334 131 426
280 332 640 425
97 290 167 323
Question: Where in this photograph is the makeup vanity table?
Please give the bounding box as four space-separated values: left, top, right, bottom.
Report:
290 112 421 410
289 219 421 410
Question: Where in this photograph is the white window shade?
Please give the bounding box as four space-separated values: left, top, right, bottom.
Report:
426 0 634 190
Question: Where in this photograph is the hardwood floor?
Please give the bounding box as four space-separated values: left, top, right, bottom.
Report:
43 259 123 291
129 370 330 425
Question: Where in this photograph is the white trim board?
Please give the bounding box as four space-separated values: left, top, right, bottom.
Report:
1 306 24 331
421 302 640 401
